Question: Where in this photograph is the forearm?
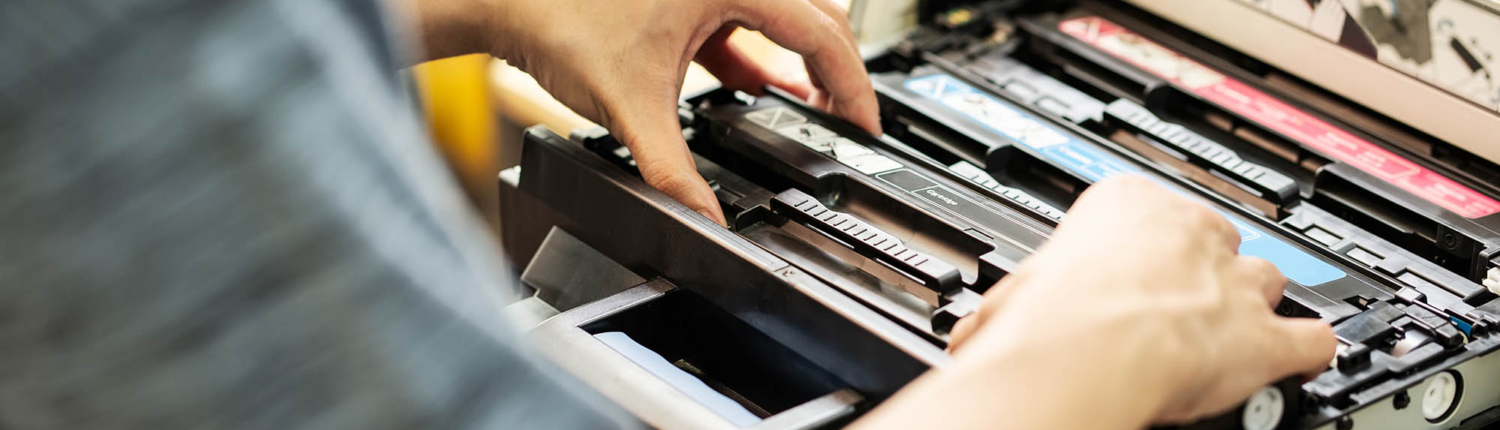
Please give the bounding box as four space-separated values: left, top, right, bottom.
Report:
853 332 1164 430
392 0 504 64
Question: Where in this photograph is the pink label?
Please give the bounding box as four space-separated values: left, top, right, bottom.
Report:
1059 17 1500 219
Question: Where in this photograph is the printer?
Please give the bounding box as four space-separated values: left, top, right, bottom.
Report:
498 1 1500 429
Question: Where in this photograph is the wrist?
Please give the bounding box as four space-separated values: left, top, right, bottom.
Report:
964 339 1162 429
405 0 506 61
946 298 1185 427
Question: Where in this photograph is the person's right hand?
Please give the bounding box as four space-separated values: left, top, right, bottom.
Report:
949 175 1337 424
854 176 1337 430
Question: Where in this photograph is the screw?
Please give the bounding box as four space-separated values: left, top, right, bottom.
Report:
1393 390 1410 410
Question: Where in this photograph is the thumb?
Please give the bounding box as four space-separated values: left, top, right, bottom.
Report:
1269 318 1338 379
615 114 728 226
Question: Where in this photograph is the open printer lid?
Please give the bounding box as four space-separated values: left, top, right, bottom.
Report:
853 0 1500 166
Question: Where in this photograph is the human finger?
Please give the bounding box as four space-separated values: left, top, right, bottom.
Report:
695 26 816 99
729 0 882 135
1234 256 1287 308
1266 318 1338 379
947 314 983 353
1178 199 1242 253
611 101 729 226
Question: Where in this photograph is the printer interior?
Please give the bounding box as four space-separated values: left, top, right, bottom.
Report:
501 1 1500 429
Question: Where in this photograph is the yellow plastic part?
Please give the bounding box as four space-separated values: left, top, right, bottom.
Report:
410 54 499 215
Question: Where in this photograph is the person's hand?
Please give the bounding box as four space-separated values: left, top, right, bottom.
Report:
854 176 1337 430
949 175 1337 423
411 0 881 225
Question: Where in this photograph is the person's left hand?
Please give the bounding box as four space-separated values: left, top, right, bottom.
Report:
410 0 882 225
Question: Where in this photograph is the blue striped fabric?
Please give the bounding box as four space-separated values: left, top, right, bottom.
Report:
0 1 638 428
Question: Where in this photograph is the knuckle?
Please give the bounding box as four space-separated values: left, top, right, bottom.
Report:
1075 176 1141 206
1121 174 1157 190
807 0 854 31
814 13 845 40
1089 175 1163 206
1095 174 1151 192
1236 287 1272 308
822 11 846 32
1193 285 1230 313
641 168 696 196
1241 257 1284 282
760 12 790 38
1184 204 1227 232
829 10 855 34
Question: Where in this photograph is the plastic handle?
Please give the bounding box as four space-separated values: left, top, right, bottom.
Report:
772 189 962 294
1104 99 1298 203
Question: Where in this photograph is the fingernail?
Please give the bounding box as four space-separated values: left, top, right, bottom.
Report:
697 209 729 228
695 209 718 222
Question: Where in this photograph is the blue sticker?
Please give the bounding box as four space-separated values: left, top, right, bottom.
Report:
904 74 1346 286
1452 317 1474 336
